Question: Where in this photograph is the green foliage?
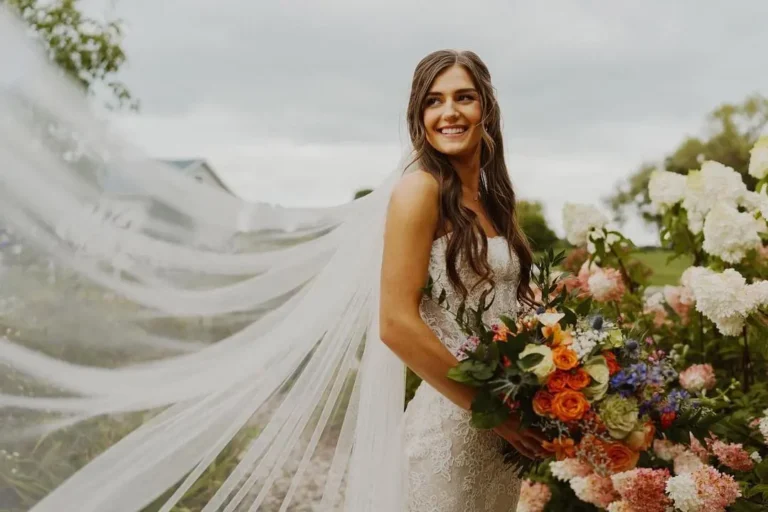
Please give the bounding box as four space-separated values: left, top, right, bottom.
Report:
4 0 137 110
517 200 560 251
608 94 768 227
353 188 373 199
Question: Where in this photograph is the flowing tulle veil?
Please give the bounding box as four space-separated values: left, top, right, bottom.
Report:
0 7 408 511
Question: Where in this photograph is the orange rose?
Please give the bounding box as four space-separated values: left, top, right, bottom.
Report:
552 346 579 371
603 351 621 376
547 371 570 393
533 390 554 417
601 441 640 473
567 368 591 391
551 390 590 422
542 436 576 461
626 422 656 451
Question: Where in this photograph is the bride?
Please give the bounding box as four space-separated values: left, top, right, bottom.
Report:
381 50 547 511
0 7 544 511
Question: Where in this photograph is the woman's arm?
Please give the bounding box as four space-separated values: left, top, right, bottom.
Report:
378 171 478 410
378 171 548 459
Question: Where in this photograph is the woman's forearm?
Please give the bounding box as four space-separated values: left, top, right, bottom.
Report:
381 315 477 411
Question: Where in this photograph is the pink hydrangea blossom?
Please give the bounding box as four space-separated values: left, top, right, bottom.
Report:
666 465 741 512
689 434 709 463
577 260 600 293
674 450 706 475
709 439 755 472
653 439 685 462
679 364 716 393
549 458 593 482
663 284 694 321
587 268 626 302
570 474 620 509
606 501 634 512
611 468 672 512
643 292 668 327
516 479 552 512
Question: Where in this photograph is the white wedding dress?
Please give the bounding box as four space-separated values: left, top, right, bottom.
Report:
403 235 523 512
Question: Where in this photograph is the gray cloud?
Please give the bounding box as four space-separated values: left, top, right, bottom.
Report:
88 0 767 243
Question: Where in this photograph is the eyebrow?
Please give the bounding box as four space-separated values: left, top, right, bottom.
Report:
426 88 478 96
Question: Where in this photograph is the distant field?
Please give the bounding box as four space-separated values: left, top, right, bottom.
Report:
632 250 693 286
535 248 693 287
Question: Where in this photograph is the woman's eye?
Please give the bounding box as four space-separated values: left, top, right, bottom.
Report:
425 97 440 106
458 94 475 102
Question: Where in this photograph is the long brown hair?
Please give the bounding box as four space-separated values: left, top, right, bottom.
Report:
406 49 534 309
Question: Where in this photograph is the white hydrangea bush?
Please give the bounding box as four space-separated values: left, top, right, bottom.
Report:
562 203 609 246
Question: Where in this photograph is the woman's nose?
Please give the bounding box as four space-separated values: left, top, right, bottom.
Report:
442 101 459 121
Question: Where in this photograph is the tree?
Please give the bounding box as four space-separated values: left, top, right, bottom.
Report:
608 94 768 226
354 188 373 199
516 200 559 251
4 0 137 110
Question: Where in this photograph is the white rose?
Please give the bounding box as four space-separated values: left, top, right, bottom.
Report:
519 344 555 383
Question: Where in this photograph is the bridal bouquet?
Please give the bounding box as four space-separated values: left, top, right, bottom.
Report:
432 250 719 474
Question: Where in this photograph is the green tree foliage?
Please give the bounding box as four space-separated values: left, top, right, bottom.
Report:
4 0 137 110
354 188 373 199
516 200 559 251
608 94 768 225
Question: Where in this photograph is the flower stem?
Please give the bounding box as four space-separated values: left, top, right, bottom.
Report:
697 311 705 362
742 325 752 393
609 246 637 293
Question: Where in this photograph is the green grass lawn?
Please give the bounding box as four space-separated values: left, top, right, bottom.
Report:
632 250 693 286
536 248 693 287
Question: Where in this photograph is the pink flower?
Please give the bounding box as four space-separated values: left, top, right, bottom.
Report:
607 501 634 512
456 336 480 361
709 439 755 472
663 285 694 322
693 465 741 511
643 292 668 327
570 474 620 509
577 260 600 293
666 465 741 511
674 450 706 475
679 364 716 393
588 268 626 302
653 439 685 462
516 479 552 512
689 434 709 463
549 458 593 482
611 468 673 512
558 273 585 295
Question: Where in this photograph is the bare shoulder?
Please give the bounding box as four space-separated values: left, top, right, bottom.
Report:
388 170 439 213
385 170 440 241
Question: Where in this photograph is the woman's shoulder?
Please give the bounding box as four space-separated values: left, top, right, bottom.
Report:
392 169 439 197
386 169 441 238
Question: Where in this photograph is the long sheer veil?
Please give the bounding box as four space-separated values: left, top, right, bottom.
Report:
0 7 408 511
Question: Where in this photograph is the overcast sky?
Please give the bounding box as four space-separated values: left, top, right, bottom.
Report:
84 0 767 245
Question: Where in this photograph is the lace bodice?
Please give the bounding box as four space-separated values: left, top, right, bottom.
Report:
419 235 521 356
405 235 523 512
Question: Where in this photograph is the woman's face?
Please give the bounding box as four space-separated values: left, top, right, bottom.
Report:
422 65 484 160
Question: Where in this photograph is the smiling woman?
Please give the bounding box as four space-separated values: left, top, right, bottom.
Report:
422 68 485 159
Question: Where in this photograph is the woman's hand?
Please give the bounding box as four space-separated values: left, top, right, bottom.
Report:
492 415 549 460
